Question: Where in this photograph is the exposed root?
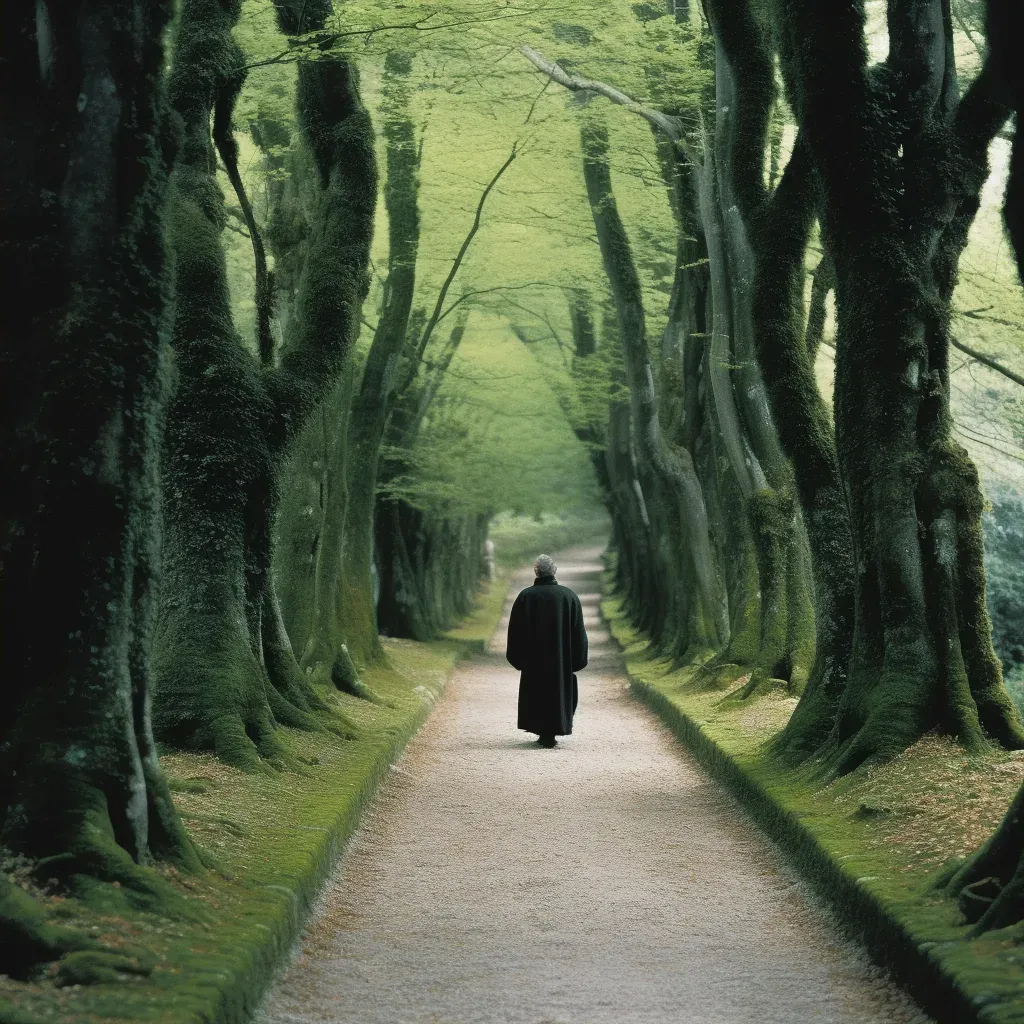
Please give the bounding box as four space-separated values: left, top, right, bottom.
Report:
331 645 391 706
944 784 1024 933
54 948 154 987
0 876 90 980
689 659 749 691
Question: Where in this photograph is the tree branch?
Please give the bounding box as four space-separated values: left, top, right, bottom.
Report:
435 280 564 324
519 45 700 163
949 335 1024 387
404 144 518 381
244 10 539 71
213 79 275 365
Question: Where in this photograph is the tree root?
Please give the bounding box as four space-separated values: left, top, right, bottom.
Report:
689 659 749 691
943 784 1024 933
207 710 282 772
54 948 154 987
0 876 90 980
331 645 391 706
1 876 161 985
734 670 789 700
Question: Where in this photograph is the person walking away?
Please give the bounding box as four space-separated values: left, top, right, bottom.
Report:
505 554 588 748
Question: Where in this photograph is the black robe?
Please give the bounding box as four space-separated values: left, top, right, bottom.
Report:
505 574 589 736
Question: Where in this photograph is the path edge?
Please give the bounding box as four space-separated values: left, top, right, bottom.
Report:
600 598 989 1024
217 647 472 1024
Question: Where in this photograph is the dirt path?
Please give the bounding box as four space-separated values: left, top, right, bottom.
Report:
255 547 929 1024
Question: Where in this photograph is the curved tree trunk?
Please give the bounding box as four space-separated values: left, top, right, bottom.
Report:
946 0 1024 931
581 116 728 659
153 0 377 769
704 38 817 696
0 0 200 974
772 0 1023 772
706 0 854 752
339 51 420 666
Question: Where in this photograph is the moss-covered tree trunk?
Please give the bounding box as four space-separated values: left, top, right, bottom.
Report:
152 0 376 769
0 0 200 974
945 0 1024 932
338 51 420 666
706 0 854 752
772 0 1023 772
581 115 728 660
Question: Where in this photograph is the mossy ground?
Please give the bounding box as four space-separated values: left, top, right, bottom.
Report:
602 583 1024 1023
0 585 509 1024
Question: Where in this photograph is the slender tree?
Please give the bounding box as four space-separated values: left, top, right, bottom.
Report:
581 113 729 658
337 51 422 666
374 149 518 640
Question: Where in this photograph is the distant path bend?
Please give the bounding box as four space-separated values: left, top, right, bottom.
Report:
256 545 928 1024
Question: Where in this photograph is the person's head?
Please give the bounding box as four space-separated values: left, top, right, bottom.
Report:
534 554 557 579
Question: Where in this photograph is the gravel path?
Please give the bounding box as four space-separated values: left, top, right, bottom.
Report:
255 547 929 1024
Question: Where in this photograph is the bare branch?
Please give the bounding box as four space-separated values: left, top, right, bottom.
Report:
411 144 519 369
435 280 565 324
519 45 699 162
243 9 543 72
960 307 1024 331
949 335 1024 387
524 78 552 125
213 82 275 365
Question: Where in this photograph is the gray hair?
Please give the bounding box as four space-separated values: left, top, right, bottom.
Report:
534 554 557 578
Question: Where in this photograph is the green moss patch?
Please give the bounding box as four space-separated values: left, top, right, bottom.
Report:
0 632 488 1024
602 588 1024 1023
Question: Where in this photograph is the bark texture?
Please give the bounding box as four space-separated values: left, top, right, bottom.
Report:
772 0 1023 771
707 0 854 755
152 0 377 769
0 0 199 976
945 0 1024 932
582 115 728 662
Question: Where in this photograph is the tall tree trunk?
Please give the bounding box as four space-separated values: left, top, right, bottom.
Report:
707 0 854 752
152 0 376 769
772 0 1023 772
704 33 817 696
0 0 199 972
339 51 420 665
581 115 728 659
945 0 1024 932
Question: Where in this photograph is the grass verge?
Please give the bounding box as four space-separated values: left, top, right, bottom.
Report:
602 587 1024 1024
0 593 508 1024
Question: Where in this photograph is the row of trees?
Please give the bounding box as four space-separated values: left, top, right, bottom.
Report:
3 0 1023 984
522 0 1024 931
0 0 531 975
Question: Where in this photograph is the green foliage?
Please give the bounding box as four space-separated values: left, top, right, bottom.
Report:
379 312 601 516
224 0 701 530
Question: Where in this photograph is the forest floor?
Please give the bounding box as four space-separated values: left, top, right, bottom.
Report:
253 546 927 1024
